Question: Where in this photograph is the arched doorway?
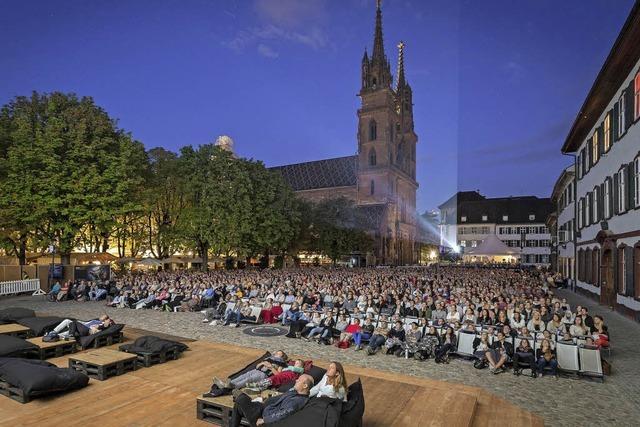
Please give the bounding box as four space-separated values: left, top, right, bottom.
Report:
601 248 615 307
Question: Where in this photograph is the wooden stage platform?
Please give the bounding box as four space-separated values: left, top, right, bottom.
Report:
0 328 543 427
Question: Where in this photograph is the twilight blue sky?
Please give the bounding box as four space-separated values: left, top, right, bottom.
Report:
0 0 635 211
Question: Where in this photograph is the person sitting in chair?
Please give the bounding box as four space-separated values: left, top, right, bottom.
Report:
230 374 314 427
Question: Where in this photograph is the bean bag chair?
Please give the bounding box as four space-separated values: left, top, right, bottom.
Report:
77 324 124 349
119 335 189 354
0 357 89 400
0 307 35 324
268 396 342 427
339 379 365 427
17 316 66 337
0 336 38 358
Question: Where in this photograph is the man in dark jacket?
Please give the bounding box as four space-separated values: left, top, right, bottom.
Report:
230 374 314 427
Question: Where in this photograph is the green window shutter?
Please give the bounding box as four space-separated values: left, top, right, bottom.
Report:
613 173 620 215
599 183 605 221
626 81 635 129
625 246 634 297
627 163 636 210
613 103 619 142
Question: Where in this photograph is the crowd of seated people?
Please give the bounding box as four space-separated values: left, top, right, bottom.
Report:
55 265 610 378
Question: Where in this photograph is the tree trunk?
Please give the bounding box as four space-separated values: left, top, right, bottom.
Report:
60 252 71 265
201 250 209 272
18 237 27 266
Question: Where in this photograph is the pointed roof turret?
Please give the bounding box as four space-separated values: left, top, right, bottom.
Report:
371 0 386 64
396 41 406 90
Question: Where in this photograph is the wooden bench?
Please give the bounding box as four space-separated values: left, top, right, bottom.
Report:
196 390 280 426
68 348 137 381
0 324 31 339
27 337 77 360
122 347 182 368
0 378 30 404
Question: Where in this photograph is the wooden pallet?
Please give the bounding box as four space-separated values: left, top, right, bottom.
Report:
0 323 31 339
27 337 77 360
196 390 279 426
68 348 137 381
0 378 29 404
131 348 182 368
88 331 124 349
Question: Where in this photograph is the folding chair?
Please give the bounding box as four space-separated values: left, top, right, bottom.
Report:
556 341 580 373
579 345 604 379
455 330 476 357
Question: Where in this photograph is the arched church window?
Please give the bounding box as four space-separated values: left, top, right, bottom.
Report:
369 148 377 166
369 120 377 141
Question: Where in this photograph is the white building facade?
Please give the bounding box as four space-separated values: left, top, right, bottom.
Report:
561 3 640 320
550 166 576 285
439 192 552 267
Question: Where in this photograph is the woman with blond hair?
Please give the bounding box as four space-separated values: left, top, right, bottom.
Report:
310 361 348 401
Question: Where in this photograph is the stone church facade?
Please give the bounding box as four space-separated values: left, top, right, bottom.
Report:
271 2 418 265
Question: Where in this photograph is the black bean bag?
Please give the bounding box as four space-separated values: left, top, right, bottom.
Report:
0 335 38 358
0 307 35 324
0 357 89 399
17 316 67 337
77 324 124 349
268 396 343 427
339 379 365 427
119 335 189 355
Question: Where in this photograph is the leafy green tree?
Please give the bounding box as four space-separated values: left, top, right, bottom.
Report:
145 147 185 260
0 92 148 264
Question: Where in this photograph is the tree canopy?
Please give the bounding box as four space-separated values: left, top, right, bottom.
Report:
0 92 375 268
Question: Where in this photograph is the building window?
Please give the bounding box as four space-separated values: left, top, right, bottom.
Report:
481 215 487 222
604 114 611 152
471 240 478 248
369 148 377 166
370 179 375 195
618 168 626 212
459 240 466 247
635 73 640 121
618 94 626 138
604 179 611 218
369 120 377 141
461 216 467 222
592 133 599 165
502 215 508 221
528 214 535 221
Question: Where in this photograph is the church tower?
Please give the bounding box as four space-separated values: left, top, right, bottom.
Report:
357 0 418 265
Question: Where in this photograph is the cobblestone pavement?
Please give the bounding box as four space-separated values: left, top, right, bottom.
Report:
2 290 639 427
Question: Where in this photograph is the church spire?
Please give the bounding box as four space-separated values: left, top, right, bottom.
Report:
361 0 391 90
371 0 386 64
396 41 406 90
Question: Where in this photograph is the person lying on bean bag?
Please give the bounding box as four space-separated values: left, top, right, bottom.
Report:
245 360 305 391
44 314 114 340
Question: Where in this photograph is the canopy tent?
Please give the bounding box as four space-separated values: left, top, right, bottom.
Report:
463 234 520 264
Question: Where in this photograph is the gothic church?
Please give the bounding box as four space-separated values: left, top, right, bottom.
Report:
271 2 418 265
